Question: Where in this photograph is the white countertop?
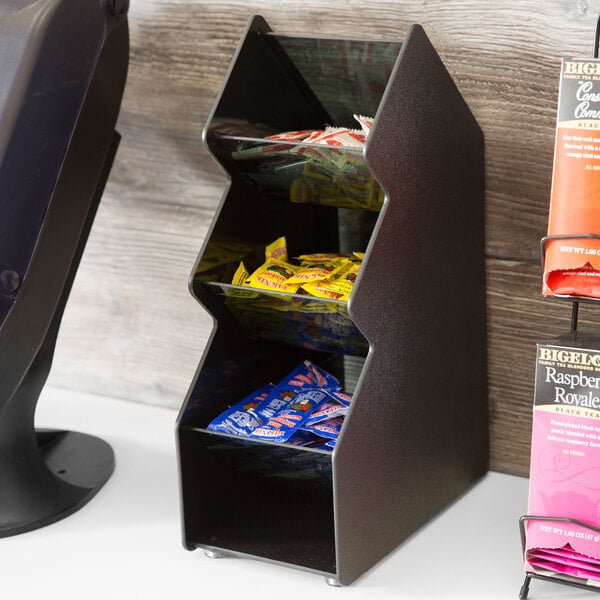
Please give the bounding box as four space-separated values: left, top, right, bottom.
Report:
0 386 578 599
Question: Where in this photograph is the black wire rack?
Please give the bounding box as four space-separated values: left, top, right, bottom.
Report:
518 17 600 598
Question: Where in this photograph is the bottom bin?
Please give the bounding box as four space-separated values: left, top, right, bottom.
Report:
178 427 336 576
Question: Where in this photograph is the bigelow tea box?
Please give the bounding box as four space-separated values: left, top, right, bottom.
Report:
526 333 600 580
544 58 600 298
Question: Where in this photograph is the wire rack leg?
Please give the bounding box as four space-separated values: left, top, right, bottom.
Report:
519 574 531 600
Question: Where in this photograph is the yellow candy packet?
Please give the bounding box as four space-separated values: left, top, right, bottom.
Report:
301 261 360 301
232 261 249 285
286 262 338 285
290 152 384 211
328 261 360 298
265 236 288 263
296 252 352 264
301 281 345 300
223 235 361 299
244 260 300 293
226 262 258 298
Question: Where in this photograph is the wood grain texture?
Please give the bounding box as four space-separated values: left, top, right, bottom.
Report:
45 0 600 473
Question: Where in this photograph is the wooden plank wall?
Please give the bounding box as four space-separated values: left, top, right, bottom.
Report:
45 0 600 476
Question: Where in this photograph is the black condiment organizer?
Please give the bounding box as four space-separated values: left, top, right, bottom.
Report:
176 15 488 585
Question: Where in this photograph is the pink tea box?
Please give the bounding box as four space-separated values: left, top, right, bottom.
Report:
526 332 600 583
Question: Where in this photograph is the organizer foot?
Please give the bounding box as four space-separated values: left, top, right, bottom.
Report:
204 549 227 559
325 577 340 587
519 574 531 600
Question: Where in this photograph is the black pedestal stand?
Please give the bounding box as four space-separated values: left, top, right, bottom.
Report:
0 1 129 537
0 315 116 537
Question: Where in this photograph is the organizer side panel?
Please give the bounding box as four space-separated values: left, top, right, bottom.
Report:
334 24 488 584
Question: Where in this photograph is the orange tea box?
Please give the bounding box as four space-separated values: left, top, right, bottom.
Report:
544 58 600 298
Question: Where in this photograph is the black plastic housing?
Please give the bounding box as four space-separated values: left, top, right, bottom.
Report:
177 16 488 585
0 0 129 536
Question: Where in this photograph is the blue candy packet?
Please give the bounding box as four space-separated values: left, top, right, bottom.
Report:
277 359 339 392
301 415 345 440
287 429 320 447
249 388 331 443
328 390 352 407
206 384 273 436
253 360 339 421
206 360 341 442
305 390 352 426
314 439 337 452
251 391 291 422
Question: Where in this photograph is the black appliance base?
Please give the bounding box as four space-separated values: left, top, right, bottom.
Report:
0 429 114 538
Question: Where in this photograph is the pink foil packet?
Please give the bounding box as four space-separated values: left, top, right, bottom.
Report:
527 544 600 582
528 546 600 576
